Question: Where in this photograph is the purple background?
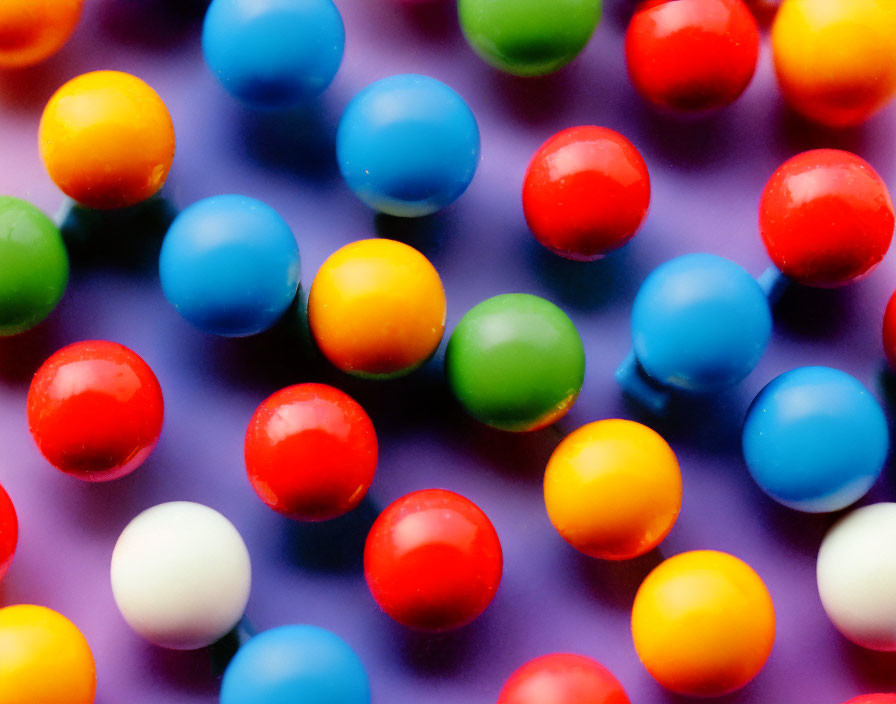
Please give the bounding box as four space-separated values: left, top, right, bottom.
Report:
2 1 896 702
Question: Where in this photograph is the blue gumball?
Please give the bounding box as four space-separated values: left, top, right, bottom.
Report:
202 0 345 108
743 366 889 513
159 195 300 337
337 74 481 217
220 625 371 704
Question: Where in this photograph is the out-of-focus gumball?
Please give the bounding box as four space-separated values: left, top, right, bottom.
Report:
632 550 775 697
625 0 760 112
884 290 896 372
0 604 96 704
0 483 17 580
522 126 650 261
220 625 370 704
364 489 502 631
743 367 888 513
0 0 83 68
760 150 894 288
497 653 631 704
27 341 164 481
842 696 896 704
244 383 377 521
746 0 779 24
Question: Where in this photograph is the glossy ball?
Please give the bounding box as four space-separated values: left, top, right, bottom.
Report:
497 653 630 704
202 0 344 108
0 483 17 581
632 550 775 697
244 383 378 521
522 126 650 261
308 239 446 378
759 149 894 288
27 341 164 481
337 74 480 217
843 696 896 704
159 195 300 337
883 290 896 372
39 71 175 210
111 502 251 650
743 367 888 513
221 625 370 704
0 0 83 68
364 489 502 631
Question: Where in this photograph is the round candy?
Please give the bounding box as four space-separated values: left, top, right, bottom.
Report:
0 0 83 68
159 195 300 337
759 149 894 288
308 239 446 378
522 126 650 261
0 483 17 581
883 289 896 372
0 196 68 336
364 488 502 631
843 697 896 704
632 550 775 697
743 367 888 513
244 383 378 521
220 625 370 704
497 653 630 704
337 74 480 217
27 341 164 481
625 0 760 112
202 0 344 108
111 502 251 650
39 71 175 210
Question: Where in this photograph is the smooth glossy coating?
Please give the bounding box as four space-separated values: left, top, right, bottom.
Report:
0 0 83 68
625 0 759 112
843 696 896 704
0 483 17 581
760 149 894 288
497 653 630 704
632 550 775 697
522 126 650 261
337 74 480 217
244 383 378 521
364 488 502 631
27 340 164 481
883 289 896 372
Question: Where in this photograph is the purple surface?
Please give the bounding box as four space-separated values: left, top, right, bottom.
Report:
1 1 896 702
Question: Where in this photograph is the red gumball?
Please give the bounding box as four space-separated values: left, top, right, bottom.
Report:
843 697 896 704
625 0 760 112
27 340 164 481
0 482 17 580
522 126 650 261
885 291 896 372
498 653 631 704
244 383 378 521
760 149 895 288
364 488 502 631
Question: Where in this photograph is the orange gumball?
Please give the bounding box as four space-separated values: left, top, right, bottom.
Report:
0 0 83 68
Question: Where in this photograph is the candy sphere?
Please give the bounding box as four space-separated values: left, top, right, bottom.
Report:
632 550 775 697
522 126 650 261
0 483 17 581
244 383 377 521
364 489 502 631
0 604 96 704
0 196 68 336
111 502 251 650
497 653 630 704
308 239 446 378
743 367 888 513
843 697 896 704
202 0 344 108
159 195 300 337
759 150 894 288
884 290 896 372
220 625 370 704
27 341 164 481
337 74 480 217
0 0 83 68
458 0 602 77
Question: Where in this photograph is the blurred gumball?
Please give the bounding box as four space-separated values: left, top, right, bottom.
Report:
0 0 83 68
883 290 896 372
0 482 16 580
497 653 630 704
842 697 896 704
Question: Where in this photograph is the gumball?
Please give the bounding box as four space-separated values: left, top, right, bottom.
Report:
0 0 83 68
759 150 894 288
364 489 502 631
244 383 377 521
632 550 775 697
0 604 96 704
497 653 630 704
0 196 68 336
308 239 446 378
0 483 17 580
446 294 585 432
458 0 602 77
159 195 300 337
843 696 896 704
625 0 759 112
202 0 344 108
337 74 480 217
220 625 370 704
743 367 888 513
544 420 681 560
884 290 896 372
522 126 650 261
111 502 251 650
27 341 164 481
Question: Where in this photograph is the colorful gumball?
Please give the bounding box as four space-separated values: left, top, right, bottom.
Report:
498 653 630 704
364 489 502 631
883 290 896 372
843 696 896 704
632 550 775 697
27 341 164 481
0 0 84 68
0 482 17 581
522 126 650 261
